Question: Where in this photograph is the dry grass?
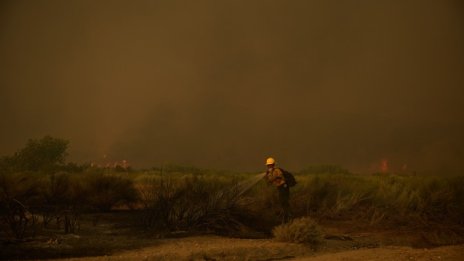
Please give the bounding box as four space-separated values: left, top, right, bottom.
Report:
1 167 464 246
273 217 323 245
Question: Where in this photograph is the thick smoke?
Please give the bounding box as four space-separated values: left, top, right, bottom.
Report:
1 0 463 173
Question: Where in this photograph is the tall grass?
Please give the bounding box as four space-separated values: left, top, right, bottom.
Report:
138 174 248 234
288 173 464 227
1 167 463 241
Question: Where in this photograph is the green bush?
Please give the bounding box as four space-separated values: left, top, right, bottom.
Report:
272 217 323 245
10 136 69 172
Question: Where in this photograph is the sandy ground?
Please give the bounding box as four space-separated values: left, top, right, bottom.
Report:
7 212 460 261
51 236 464 261
296 245 464 261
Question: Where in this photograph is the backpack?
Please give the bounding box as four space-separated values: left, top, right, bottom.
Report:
279 168 297 187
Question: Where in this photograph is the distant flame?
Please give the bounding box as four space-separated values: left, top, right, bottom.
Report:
380 159 389 173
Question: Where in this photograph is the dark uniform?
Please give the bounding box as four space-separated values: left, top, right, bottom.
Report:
266 167 291 223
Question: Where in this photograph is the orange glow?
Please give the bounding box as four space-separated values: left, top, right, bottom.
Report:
381 159 389 173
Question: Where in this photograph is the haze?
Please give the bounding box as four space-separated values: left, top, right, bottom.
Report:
1 0 463 173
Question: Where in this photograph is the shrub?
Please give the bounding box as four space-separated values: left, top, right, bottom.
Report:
38 172 85 230
138 175 246 233
0 172 42 239
82 174 138 211
299 165 350 175
272 217 323 245
11 136 69 172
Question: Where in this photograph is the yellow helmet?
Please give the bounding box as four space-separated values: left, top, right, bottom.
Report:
265 157 276 165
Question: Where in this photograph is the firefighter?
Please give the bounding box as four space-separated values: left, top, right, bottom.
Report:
265 157 291 223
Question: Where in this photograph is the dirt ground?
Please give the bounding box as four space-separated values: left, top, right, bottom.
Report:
50 236 464 261
296 244 464 261
2 212 463 261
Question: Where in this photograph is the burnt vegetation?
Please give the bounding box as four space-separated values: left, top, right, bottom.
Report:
1 136 464 259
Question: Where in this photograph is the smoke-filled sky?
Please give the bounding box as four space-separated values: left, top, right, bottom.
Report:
1 0 463 173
